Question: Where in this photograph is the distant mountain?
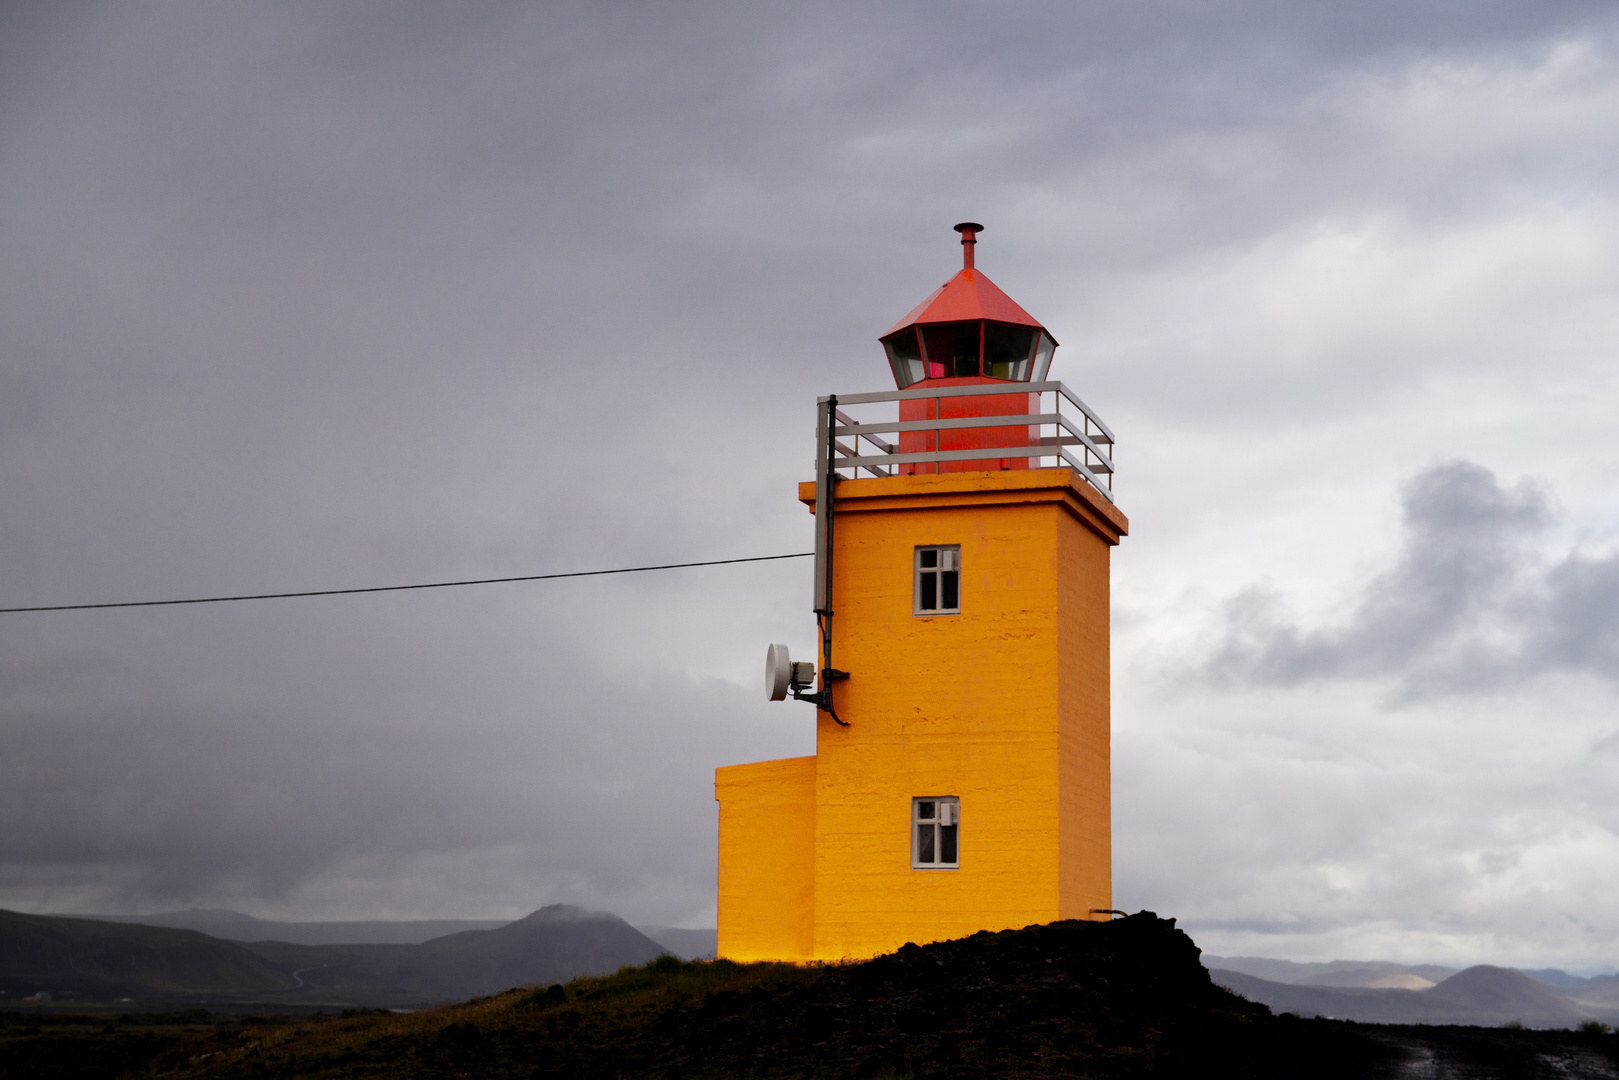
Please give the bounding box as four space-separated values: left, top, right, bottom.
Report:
1210 965 1613 1028
78 908 509 946
243 904 670 1004
1425 966 1591 1025
1205 953 1619 1004
1572 976 1619 1008
1512 970 1619 1007
636 925 717 961
1204 955 1458 987
1520 967 1593 990
77 908 719 959
1294 963 1441 991
5 905 673 1007
0 909 295 1003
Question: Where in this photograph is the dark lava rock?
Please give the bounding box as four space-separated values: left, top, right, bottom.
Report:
630 912 1395 1078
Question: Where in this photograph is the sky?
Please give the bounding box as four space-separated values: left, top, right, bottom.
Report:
2 1 1618 971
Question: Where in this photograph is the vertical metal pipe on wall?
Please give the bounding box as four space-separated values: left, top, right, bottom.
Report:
813 396 831 614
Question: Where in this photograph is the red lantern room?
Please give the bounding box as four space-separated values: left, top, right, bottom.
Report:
881 224 1057 472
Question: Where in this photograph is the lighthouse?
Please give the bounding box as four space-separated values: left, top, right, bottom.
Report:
716 225 1128 962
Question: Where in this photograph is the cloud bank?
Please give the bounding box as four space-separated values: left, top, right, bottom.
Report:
3 2 1619 965
1208 461 1619 699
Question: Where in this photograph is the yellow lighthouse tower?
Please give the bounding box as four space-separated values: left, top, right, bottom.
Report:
716 224 1127 962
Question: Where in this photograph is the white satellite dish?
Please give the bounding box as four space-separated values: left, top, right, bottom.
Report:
766 643 792 701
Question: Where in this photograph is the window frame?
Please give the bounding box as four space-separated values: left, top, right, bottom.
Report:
914 545 961 616
912 796 961 870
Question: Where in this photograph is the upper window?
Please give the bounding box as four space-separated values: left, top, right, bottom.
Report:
913 797 960 869
915 546 960 615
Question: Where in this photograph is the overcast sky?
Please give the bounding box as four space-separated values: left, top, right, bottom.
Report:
3 1 1618 971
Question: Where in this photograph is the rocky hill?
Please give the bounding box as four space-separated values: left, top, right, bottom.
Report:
6 913 1619 1079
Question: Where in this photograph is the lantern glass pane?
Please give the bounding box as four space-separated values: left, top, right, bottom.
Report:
883 329 926 389
919 322 981 379
1031 331 1057 381
984 322 1037 380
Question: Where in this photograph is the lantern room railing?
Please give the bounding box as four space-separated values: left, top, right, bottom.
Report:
816 381 1116 504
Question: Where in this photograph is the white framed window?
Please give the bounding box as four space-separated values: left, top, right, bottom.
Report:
912 797 960 869
914 546 960 615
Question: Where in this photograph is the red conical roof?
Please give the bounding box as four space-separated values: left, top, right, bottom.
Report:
882 267 1045 337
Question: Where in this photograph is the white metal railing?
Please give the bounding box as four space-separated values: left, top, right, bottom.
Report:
814 381 1116 504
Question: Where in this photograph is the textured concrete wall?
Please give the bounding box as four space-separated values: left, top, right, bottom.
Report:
1058 497 1113 919
715 755 816 961
715 470 1125 964
805 470 1125 961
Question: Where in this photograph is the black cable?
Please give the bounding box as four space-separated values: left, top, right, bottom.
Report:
0 553 815 613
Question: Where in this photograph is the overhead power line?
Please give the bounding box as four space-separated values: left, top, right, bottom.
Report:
0 553 815 613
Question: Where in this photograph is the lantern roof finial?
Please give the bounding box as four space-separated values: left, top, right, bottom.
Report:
881 224 1046 336
953 222 983 269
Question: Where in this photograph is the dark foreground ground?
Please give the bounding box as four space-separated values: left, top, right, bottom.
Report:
3 913 1616 1079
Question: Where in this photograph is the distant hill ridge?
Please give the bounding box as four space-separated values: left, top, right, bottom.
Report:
1204 955 1460 989
1206 953 1619 1015
75 908 509 946
1 905 674 1007
1209 964 1619 1028
0 909 297 1002
68 907 716 958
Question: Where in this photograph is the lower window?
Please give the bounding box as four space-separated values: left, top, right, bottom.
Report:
912 797 960 869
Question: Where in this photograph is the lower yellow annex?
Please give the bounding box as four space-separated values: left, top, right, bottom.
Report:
717 468 1127 963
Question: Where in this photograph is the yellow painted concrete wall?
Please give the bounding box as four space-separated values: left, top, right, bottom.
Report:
802 470 1126 961
713 469 1126 964
1057 496 1113 919
715 756 816 961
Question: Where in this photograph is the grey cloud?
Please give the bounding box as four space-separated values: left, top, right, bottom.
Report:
1533 549 1619 678
0 598 799 921
5 0 1619 939
1208 460 1619 698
